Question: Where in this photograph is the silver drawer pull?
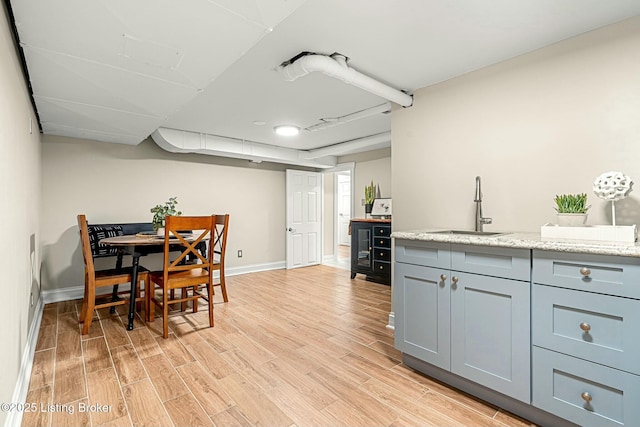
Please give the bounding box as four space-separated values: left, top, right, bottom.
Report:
580 267 591 277
580 322 591 333
581 391 592 403
379 265 384 270
451 276 459 284
440 274 447 281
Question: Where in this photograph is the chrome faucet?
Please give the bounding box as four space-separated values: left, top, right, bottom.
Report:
474 176 492 232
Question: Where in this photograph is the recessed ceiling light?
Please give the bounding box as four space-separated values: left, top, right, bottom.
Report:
274 125 300 136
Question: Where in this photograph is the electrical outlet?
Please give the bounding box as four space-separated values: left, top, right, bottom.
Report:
30 292 34 307
237 250 243 258
361 198 365 206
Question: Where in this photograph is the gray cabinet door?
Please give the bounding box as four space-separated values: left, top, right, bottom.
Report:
450 272 531 403
394 262 450 370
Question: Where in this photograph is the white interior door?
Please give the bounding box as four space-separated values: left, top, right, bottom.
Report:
337 173 351 246
286 169 322 269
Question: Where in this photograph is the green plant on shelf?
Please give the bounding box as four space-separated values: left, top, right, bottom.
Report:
365 180 376 205
554 193 590 214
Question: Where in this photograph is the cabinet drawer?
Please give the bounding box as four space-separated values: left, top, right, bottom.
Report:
533 346 640 427
395 240 451 269
373 261 391 275
451 244 530 281
532 284 640 375
533 250 640 299
374 248 391 262
373 237 390 248
373 225 391 237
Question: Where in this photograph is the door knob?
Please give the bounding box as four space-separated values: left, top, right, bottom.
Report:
287 227 296 232
440 274 447 281
451 276 459 285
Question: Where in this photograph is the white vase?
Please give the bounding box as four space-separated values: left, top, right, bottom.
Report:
557 213 587 227
156 227 165 236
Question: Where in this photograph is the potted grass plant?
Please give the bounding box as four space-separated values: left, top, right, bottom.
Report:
364 180 376 214
151 196 182 234
554 193 589 226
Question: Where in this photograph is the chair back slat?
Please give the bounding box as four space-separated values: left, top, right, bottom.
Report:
212 214 229 265
163 215 215 278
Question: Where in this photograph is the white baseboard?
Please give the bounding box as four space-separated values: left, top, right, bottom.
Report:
386 311 395 330
5 297 44 427
323 254 337 263
42 261 287 304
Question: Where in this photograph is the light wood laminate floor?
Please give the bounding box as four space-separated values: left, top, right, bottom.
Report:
23 265 534 427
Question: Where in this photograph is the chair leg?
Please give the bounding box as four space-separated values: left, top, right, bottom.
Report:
207 282 214 328
81 282 96 335
147 282 155 322
109 285 119 314
181 288 188 312
219 270 228 303
135 278 142 313
192 287 198 313
79 277 89 324
162 287 170 339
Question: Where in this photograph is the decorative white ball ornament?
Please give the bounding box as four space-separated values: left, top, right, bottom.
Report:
593 171 633 201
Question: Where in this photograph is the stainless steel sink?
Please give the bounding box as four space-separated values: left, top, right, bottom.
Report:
432 230 506 236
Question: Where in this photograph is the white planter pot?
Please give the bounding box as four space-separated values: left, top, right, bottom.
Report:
557 213 587 227
156 227 165 236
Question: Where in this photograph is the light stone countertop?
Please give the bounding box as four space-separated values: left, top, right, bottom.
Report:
392 229 640 258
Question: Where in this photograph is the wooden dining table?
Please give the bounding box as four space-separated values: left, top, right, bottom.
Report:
100 233 198 330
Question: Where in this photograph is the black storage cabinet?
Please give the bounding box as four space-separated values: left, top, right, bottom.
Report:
350 219 391 285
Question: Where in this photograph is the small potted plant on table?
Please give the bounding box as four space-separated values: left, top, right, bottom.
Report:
554 193 589 226
151 196 182 235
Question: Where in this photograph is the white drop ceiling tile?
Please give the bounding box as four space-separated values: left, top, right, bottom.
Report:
42 123 142 145
35 97 158 138
13 1 129 62
210 0 308 28
23 47 198 118
101 1 271 88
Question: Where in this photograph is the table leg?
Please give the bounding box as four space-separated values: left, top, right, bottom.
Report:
127 251 141 331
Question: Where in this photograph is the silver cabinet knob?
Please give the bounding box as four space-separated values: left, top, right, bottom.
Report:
580 322 591 332
580 267 591 277
440 274 447 281
451 276 459 284
581 391 592 403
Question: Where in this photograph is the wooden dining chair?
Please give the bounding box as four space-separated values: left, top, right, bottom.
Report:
77 214 148 335
147 215 215 338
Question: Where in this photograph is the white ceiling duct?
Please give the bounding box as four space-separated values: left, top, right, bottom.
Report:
305 102 391 132
152 127 338 168
280 53 413 107
152 127 391 167
304 132 391 159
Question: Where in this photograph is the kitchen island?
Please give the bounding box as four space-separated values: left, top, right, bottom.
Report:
392 229 640 427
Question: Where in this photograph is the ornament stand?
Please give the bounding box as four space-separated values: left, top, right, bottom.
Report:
541 171 637 244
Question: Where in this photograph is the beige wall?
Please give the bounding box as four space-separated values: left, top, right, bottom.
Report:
0 4 42 423
323 172 334 256
392 17 640 232
41 136 288 291
341 148 392 219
